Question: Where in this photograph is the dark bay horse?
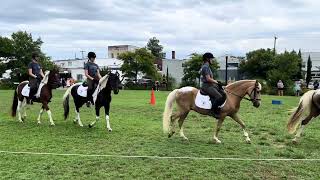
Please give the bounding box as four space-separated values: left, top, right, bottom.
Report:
63 72 120 131
287 90 320 143
11 70 60 125
163 80 262 144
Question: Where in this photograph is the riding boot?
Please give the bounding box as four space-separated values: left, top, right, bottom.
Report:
210 98 221 119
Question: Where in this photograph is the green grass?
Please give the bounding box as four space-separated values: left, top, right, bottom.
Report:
1 89 320 179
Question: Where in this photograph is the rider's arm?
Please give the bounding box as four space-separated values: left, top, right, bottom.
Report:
28 68 37 78
206 75 218 84
85 70 94 81
97 69 102 79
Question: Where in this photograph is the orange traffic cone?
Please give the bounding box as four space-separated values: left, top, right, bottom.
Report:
150 89 156 105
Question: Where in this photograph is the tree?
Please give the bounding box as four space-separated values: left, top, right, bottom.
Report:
118 48 159 82
306 55 312 86
181 53 219 87
0 31 58 82
146 37 164 59
295 49 303 79
239 48 275 79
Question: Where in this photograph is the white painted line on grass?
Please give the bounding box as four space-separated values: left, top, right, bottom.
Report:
0 150 319 161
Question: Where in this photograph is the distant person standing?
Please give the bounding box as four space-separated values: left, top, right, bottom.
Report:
313 80 319 90
294 81 301 97
277 80 284 96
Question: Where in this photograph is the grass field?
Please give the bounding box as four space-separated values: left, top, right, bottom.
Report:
1 89 320 179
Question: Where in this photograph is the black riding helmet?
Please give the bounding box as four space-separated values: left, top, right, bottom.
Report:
202 52 214 62
88 52 96 59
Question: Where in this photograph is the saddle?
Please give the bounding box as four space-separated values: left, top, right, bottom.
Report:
196 87 226 110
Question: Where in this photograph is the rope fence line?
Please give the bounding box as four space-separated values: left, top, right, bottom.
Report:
1 150 320 161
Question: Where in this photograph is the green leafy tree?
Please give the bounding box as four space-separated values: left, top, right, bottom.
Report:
306 55 312 86
294 49 303 79
181 53 219 87
239 48 275 79
0 31 58 82
146 37 164 59
118 48 159 82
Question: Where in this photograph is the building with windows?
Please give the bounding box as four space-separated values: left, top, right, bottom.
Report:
108 45 139 58
216 55 244 82
54 58 123 81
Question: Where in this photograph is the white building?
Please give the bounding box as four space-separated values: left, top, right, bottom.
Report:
216 55 243 81
54 58 123 81
162 58 188 85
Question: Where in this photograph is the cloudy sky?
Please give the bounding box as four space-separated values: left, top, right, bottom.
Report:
1 0 320 60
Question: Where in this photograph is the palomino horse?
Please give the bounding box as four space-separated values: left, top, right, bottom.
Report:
63 72 120 131
287 90 320 143
11 70 60 125
163 80 262 144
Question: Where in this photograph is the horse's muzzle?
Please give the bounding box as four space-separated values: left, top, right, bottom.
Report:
114 89 119 94
253 101 260 108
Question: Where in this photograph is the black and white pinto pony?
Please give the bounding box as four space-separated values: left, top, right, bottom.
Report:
63 72 120 131
11 70 60 125
287 89 320 143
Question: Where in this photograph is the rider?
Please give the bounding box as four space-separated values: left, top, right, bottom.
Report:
28 52 45 102
200 52 224 118
84 52 101 107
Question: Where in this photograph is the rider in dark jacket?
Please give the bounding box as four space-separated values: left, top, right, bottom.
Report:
28 52 45 102
84 52 102 107
200 52 224 118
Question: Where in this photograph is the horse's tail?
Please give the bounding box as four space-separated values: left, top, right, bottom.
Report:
287 90 314 134
63 85 76 120
163 89 178 133
11 89 18 117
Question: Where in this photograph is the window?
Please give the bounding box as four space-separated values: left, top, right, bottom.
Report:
60 63 65 67
77 74 83 81
68 62 72 66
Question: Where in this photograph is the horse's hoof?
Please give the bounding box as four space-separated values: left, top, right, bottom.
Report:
292 139 298 144
50 123 55 126
181 137 189 141
88 124 93 128
18 120 23 123
214 139 222 144
245 138 251 144
107 128 112 132
79 124 84 127
168 132 175 138
73 120 77 124
37 121 41 125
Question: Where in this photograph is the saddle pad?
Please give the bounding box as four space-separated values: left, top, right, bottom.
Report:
195 91 212 109
77 85 88 97
195 91 227 110
21 84 30 97
21 83 45 98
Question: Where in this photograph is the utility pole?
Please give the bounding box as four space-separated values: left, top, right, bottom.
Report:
225 55 228 85
80 50 86 59
273 36 277 55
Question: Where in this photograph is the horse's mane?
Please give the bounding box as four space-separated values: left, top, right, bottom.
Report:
225 80 256 90
41 71 50 84
98 74 109 90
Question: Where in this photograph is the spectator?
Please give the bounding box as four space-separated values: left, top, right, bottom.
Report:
313 80 319 90
294 81 301 97
277 80 284 96
155 81 160 91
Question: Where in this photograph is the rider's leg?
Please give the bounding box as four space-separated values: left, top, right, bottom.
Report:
86 79 93 107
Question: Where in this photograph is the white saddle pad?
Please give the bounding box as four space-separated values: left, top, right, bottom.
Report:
195 91 227 110
77 85 88 97
195 91 212 109
21 83 44 98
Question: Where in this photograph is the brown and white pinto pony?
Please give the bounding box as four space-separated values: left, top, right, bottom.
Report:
11 70 60 125
163 80 262 144
287 90 320 143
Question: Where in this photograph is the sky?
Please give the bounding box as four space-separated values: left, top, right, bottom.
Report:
1 0 320 60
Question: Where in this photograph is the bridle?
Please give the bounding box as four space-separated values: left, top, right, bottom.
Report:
225 80 261 102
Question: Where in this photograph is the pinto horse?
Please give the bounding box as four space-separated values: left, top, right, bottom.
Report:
63 72 120 131
287 90 320 143
11 70 60 125
162 80 262 144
